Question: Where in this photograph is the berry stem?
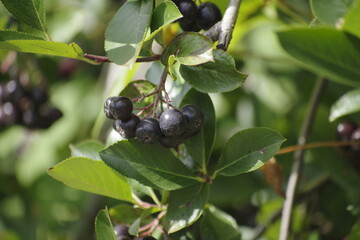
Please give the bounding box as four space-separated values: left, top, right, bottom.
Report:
152 69 169 117
132 91 159 103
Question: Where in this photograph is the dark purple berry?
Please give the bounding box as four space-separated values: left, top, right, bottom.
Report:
160 135 184 149
196 2 222 30
159 109 187 137
0 102 19 128
5 79 25 102
180 104 204 138
106 96 133 120
31 86 49 105
113 224 132 240
350 128 360 152
336 121 357 142
22 109 39 129
136 118 162 144
137 237 157 240
174 0 197 21
179 19 200 32
113 114 140 139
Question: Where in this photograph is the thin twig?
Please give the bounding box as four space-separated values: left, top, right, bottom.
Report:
84 53 160 64
152 69 168 117
279 78 327 240
276 139 360 155
217 0 242 50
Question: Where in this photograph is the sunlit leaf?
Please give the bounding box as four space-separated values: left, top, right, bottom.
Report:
329 88 360 121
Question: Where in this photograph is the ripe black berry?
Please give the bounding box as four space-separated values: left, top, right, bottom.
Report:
159 109 187 137
137 237 157 240
350 128 360 152
31 86 49 105
160 135 184 149
179 19 201 32
113 224 132 240
174 0 197 21
104 96 133 120
196 2 222 30
136 118 161 144
336 121 357 142
181 104 204 138
113 114 140 139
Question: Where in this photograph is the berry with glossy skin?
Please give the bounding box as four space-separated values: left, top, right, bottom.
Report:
174 0 197 21
104 96 133 120
337 121 357 142
136 118 162 144
113 114 140 139
137 237 157 240
196 2 222 30
160 135 184 149
159 109 187 137
350 128 360 152
181 104 204 138
113 224 132 240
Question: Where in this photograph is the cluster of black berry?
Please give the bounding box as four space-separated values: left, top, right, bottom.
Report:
114 224 156 240
0 79 62 130
173 0 222 32
337 121 360 152
104 96 204 148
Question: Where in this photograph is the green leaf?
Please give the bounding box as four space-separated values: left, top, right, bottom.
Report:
128 207 159 236
180 89 216 170
344 0 360 38
161 32 214 66
148 0 182 40
104 0 153 67
215 128 286 176
99 140 200 191
349 220 360 240
1 0 47 33
48 157 133 202
179 49 247 93
310 0 354 25
95 207 117 240
277 28 360 87
70 140 104 160
200 205 242 240
109 204 143 224
0 31 97 64
329 88 360 121
165 183 209 233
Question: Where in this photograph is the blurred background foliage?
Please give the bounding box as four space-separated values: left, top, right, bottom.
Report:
0 0 359 239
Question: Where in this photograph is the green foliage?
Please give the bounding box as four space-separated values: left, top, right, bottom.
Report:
329 88 360 121
215 128 286 176
179 49 247 93
99 140 200 191
104 0 153 67
95 208 117 240
344 0 360 38
277 28 360 87
310 0 354 25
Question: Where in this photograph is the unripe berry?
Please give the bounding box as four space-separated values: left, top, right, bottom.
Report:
196 2 222 30
113 114 140 139
181 104 204 138
159 109 187 137
136 118 161 144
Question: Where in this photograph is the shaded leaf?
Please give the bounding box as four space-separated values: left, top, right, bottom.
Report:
104 0 153 67
200 205 241 240
95 208 117 240
344 0 360 38
180 89 216 170
70 140 104 160
161 32 213 66
0 30 43 40
109 205 143 224
179 49 247 93
48 157 133 202
128 207 159 236
1 0 47 33
215 128 286 176
165 183 209 233
277 28 360 87
329 88 360 121
310 0 354 25
100 140 200 191
349 220 360 240
148 0 182 40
